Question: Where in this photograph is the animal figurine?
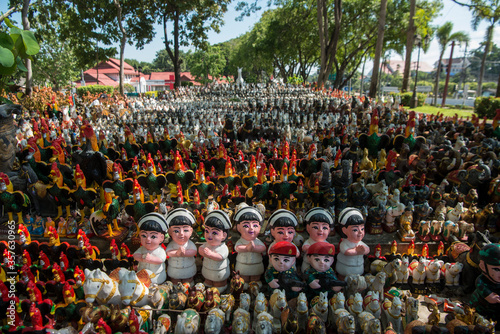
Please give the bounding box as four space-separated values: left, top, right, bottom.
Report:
366 272 386 299
425 259 444 284
83 268 121 305
255 312 273 334
370 259 400 285
427 303 440 326
358 311 382 334
346 292 364 324
205 308 225 334
297 292 309 331
334 308 356 334
384 203 406 233
253 292 269 328
329 291 346 326
409 257 429 285
429 220 443 241
232 308 251 334
118 269 151 307
443 262 463 287
239 293 251 312
220 294 236 323
396 256 410 285
306 312 327 334
281 306 300 334
382 296 402 333
404 296 419 327
174 308 200 334
311 291 329 324
442 220 459 242
363 291 381 319
345 274 368 298
417 220 431 241
447 202 466 223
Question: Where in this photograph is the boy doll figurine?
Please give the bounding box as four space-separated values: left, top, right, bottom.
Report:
233 205 267 288
165 208 197 284
265 241 306 300
132 212 168 284
268 209 299 254
470 243 500 324
304 242 346 299
302 207 335 272
335 207 370 279
198 210 232 292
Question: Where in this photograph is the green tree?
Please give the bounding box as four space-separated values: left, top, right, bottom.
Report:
433 22 469 105
469 43 500 83
152 49 188 72
188 44 225 84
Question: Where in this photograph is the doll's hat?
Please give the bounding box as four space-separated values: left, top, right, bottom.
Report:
233 205 263 224
269 241 298 257
165 208 196 227
205 210 232 230
304 207 334 226
138 212 168 232
338 207 363 226
268 209 298 228
307 241 335 256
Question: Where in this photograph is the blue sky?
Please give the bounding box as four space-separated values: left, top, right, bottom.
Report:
1 0 499 72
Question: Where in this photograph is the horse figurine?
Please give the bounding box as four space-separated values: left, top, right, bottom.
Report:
174 308 200 334
232 308 251 334
269 289 287 320
154 314 172 334
334 308 356 334
417 220 431 241
118 269 150 307
186 285 205 311
457 220 475 240
429 220 443 241
311 291 329 324
83 268 121 305
297 292 309 331
148 283 169 310
239 293 251 312
382 296 402 333
409 257 429 285
205 308 225 334
442 220 459 241
347 292 363 327
358 311 382 334
329 291 346 326
366 271 386 299
306 312 327 334
345 274 367 298
370 259 400 285
384 203 405 233
396 256 410 285
443 262 463 287
281 307 299 334
255 312 273 334
447 202 466 223
362 291 381 319
404 296 419 327
253 292 269 329
220 294 236 323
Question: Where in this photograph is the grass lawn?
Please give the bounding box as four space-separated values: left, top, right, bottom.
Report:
409 105 476 118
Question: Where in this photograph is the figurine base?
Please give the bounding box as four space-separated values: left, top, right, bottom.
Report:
367 224 383 234
99 228 128 243
397 230 415 242
382 223 398 233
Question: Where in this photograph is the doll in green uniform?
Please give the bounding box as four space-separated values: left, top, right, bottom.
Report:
470 243 500 327
304 241 346 299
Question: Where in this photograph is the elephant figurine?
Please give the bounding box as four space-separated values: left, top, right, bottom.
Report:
448 161 491 205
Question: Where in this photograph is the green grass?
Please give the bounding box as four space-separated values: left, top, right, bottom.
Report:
409 105 476 118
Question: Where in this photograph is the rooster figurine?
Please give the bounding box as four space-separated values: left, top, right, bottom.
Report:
102 188 123 238
125 180 155 224
71 164 97 220
166 151 195 201
137 153 167 203
0 173 30 222
103 162 134 204
189 162 215 207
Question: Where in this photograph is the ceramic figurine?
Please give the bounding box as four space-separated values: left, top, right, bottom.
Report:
470 243 500 321
165 208 197 284
44 216 56 237
132 212 168 284
304 241 346 299
267 209 299 255
335 207 370 279
198 210 232 293
264 241 305 300
444 262 463 287
31 214 45 236
301 207 335 272
233 205 266 288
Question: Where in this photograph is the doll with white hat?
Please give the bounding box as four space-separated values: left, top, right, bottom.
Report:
165 208 198 284
267 209 299 255
301 207 335 273
335 207 370 279
132 212 168 284
198 210 232 292
233 205 266 288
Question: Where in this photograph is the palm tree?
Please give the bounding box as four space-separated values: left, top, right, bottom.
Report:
433 22 469 105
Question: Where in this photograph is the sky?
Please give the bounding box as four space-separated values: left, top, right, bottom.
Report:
1 0 500 73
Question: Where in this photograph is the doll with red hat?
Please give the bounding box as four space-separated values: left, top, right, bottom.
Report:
304 241 346 298
264 241 306 300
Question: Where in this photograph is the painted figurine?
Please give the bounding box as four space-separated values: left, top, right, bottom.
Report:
304 241 346 298
233 205 266 288
268 209 299 254
165 208 197 284
335 207 370 279
198 210 232 292
264 241 305 300
470 243 500 322
301 207 335 272
132 212 168 284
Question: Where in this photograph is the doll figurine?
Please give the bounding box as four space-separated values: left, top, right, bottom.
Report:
268 209 299 254
198 210 232 292
265 241 305 300
132 212 168 284
165 208 197 284
301 207 335 272
44 217 55 237
233 205 267 288
304 242 346 298
470 243 500 322
31 214 44 236
335 207 370 279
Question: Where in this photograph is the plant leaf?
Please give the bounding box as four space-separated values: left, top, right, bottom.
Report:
0 46 15 67
20 30 40 55
0 32 14 50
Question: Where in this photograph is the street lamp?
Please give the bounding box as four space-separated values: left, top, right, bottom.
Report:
411 34 426 108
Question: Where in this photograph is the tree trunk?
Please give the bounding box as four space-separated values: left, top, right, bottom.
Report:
368 0 387 98
433 51 445 105
317 0 342 86
496 71 500 97
22 0 32 96
477 24 493 98
163 10 181 89
114 0 127 96
402 0 416 93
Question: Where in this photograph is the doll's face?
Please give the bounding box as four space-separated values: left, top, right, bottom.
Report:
342 224 365 244
204 226 227 247
236 220 260 241
481 261 500 283
308 255 334 272
270 254 296 272
271 226 296 243
140 231 165 251
306 222 330 242
168 225 193 245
